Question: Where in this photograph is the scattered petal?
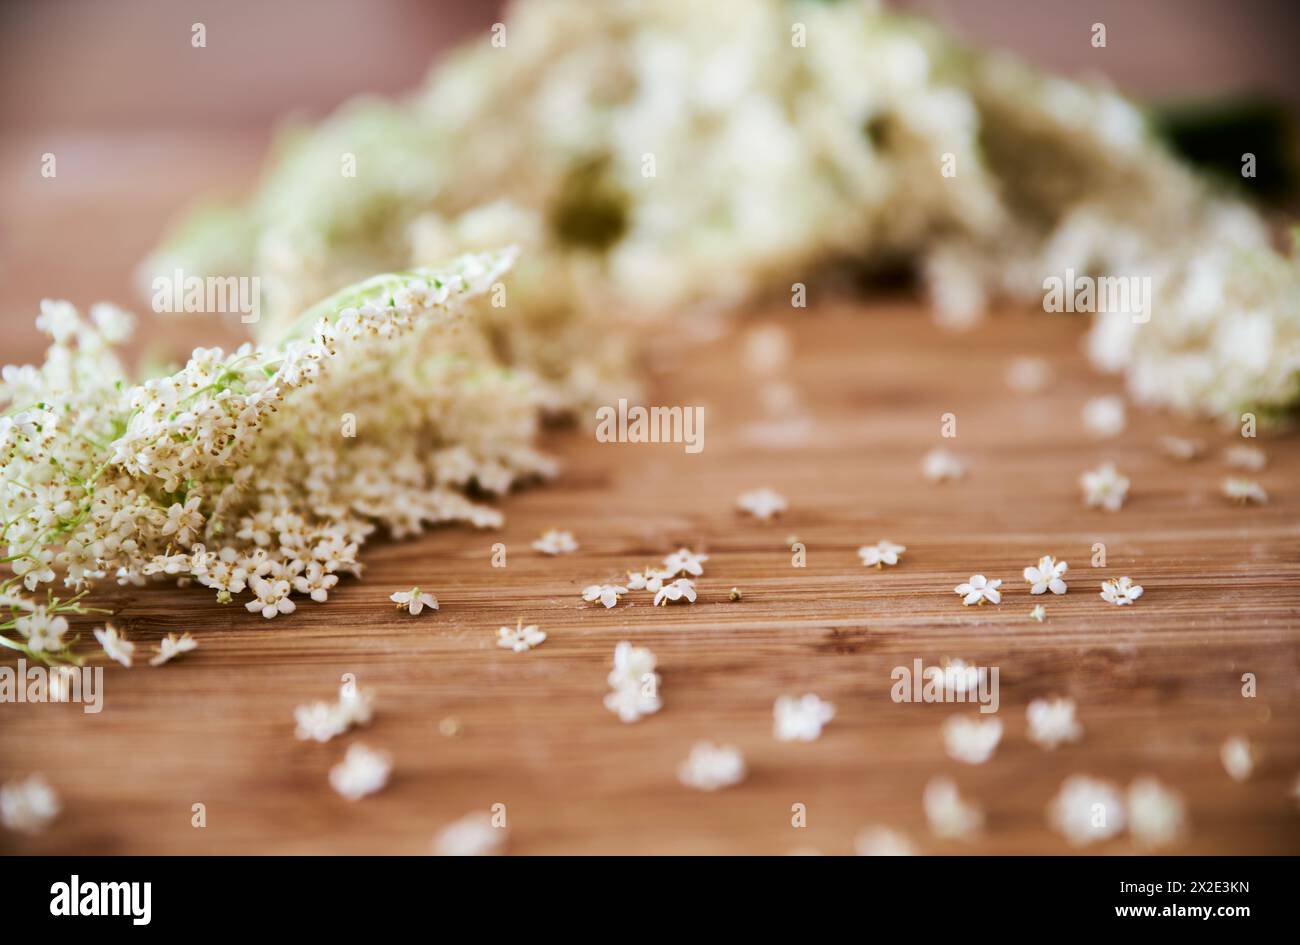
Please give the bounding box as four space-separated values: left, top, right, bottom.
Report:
1048 775 1126 845
954 574 1002 606
677 741 746 791
923 777 982 840
329 743 392 800
1027 697 1083 749
942 716 1003 764
532 529 578 555
149 632 197 666
737 487 787 520
1099 576 1143 606
773 693 835 742
433 811 506 856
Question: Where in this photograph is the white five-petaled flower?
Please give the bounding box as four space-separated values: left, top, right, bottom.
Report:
653 578 697 606
150 632 197 666
1026 697 1083 749
432 811 505 856
1099 576 1143 606
328 743 392 801
773 693 835 742
954 574 1001 606
922 448 966 483
1223 477 1267 505
858 540 906 568
497 618 546 652
1127 777 1186 849
1030 604 1046 623
294 681 375 742
14 605 69 654
583 583 628 609
942 716 1003 765
94 623 134 667
1048 775 1126 846
854 826 917 856
626 568 670 593
532 529 578 555
662 547 708 577
737 487 787 521
677 742 746 791
1220 735 1254 782
1223 445 1266 471
604 641 661 723
1080 462 1129 511
246 576 296 619
292 561 338 602
1082 395 1126 438
923 777 983 840
1023 555 1068 595
391 586 439 615
0 774 60 833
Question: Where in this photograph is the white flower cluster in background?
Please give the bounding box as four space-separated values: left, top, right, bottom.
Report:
2 251 557 660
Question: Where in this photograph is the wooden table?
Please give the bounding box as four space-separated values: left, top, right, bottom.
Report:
2 265 1297 852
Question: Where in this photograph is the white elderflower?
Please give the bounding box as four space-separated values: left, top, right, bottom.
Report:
583 583 628 609
149 632 197 666
854 826 916 856
942 716 1003 764
292 561 338 602
1004 356 1052 393
295 681 375 742
737 487 787 521
773 693 835 742
661 548 708 577
677 742 746 791
653 578 697 606
1023 555 1068 595
497 618 546 652
625 568 670 593
246 577 296 619
858 540 906 569
1027 697 1083 749
1222 445 1266 471
923 777 982 840
329 743 392 801
0 774 60 833
1220 735 1255 782
954 574 1002 606
1048 775 1126 846
532 529 578 555
1222 477 1267 505
922 448 966 483
391 586 439 615
1159 435 1206 461
93 623 134 668
1082 395 1126 438
940 659 987 696
604 641 661 723
433 812 505 856
14 605 69 654
1127 777 1186 849
1030 604 1047 623
1099 576 1143 606
1080 462 1129 511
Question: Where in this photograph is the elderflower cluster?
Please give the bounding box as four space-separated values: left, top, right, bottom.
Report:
2 251 557 661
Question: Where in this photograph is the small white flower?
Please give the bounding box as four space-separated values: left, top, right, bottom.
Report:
942 716 1003 764
1127 777 1186 849
604 641 661 723
662 547 708 577
954 574 1001 606
923 777 982 840
854 826 916 856
1082 395 1125 438
737 487 787 520
922 448 966 483
1027 697 1083 749
294 682 374 742
1030 604 1046 623
0 774 60 833
292 561 338 602
1048 775 1126 845
532 529 578 555
1023 555 1068 595
1080 462 1129 511
391 586 438 615
1223 445 1266 471
677 741 746 791
626 568 669 592
773 693 835 742
433 811 505 856
497 618 546 652
14 605 69 653
1099 576 1143 606
329 743 392 801
653 578 697 606
583 583 628 609
94 623 134 667
1223 477 1267 505
149 632 197 666
1159 435 1206 461
940 659 987 695
858 540 906 569
1005 356 1052 393
246 576 296 619
1220 735 1254 782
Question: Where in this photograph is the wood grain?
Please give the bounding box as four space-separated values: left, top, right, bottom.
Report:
2 294 1298 855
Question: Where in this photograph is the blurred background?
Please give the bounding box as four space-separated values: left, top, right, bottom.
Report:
2 0 1298 362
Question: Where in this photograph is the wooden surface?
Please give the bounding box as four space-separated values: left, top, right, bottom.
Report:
2 294 1298 854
